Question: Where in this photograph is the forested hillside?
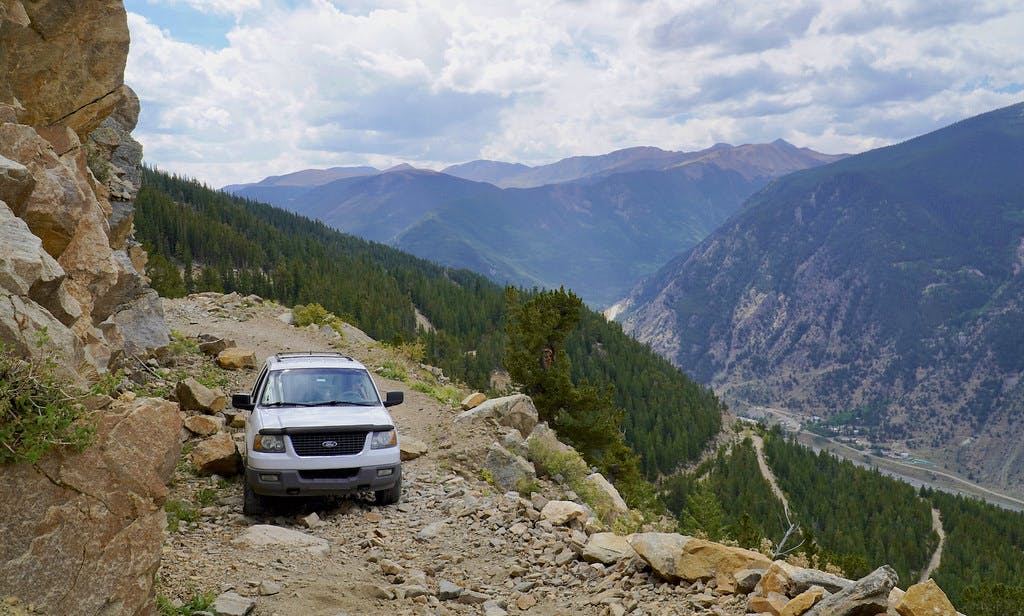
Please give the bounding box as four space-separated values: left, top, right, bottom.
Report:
134 168 721 478
662 426 1024 611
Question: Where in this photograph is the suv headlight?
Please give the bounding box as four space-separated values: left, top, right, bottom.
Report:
370 430 397 449
253 433 286 452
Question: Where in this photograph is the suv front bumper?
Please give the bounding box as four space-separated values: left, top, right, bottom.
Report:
246 463 401 497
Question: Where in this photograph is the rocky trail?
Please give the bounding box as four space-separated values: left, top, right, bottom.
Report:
157 294 751 616
151 293 963 616
918 509 946 585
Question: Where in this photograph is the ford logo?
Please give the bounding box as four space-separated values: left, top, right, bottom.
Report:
321 440 338 448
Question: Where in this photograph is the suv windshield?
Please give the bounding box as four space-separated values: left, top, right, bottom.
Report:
259 367 380 407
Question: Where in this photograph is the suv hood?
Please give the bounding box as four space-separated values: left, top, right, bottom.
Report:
257 405 394 431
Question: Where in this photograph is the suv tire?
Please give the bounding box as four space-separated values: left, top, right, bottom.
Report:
375 476 402 506
243 481 272 516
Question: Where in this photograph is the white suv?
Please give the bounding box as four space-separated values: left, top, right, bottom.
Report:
232 352 404 515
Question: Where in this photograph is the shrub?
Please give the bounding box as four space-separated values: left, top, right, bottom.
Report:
375 360 408 382
0 339 95 464
292 303 346 334
164 499 199 532
410 380 461 406
157 591 215 616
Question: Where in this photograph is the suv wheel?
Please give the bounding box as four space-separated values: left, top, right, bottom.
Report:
243 481 272 516
375 477 402 506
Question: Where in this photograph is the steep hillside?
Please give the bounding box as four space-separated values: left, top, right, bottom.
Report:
134 169 724 477
620 102 1024 492
222 142 840 306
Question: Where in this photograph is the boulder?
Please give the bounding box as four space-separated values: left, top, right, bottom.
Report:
211 591 255 616
540 501 590 526
749 592 790 615
781 586 826 616
583 472 630 520
896 579 957 616
456 394 538 437
183 414 224 437
628 533 772 584
400 436 429 461
233 525 329 556
176 377 227 413
582 533 636 564
1 0 130 138
757 560 851 597
190 433 242 476
804 565 897 616
461 392 487 410
484 442 536 492
0 397 181 615
277 311 295 325
198 336 235 356
217 348 257 369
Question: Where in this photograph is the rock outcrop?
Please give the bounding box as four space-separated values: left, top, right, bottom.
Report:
0 397 182 615
0 0 167 379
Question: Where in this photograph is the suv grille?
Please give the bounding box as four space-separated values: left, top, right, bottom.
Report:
290 432 367 456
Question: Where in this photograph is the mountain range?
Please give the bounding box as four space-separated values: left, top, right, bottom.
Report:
618 102 1024 492
225 141 843 306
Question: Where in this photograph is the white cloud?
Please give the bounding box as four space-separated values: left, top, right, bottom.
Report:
125 0 1024 187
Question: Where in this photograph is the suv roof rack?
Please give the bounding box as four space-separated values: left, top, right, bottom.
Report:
272 351 354 361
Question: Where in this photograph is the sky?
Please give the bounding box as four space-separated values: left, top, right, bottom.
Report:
124 0 1024 189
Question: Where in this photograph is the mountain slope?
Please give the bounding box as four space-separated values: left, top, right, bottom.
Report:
224 142 841 306
620 102 1024 491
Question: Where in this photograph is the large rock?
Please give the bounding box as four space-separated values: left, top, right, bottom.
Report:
1 0 130 138
781 586 826 616
461 392 487 410
0 397 182 615
540 501 590 526
583 472 631 524
896 579 957 616
757 560 851 597
176 377 227 413
217 348 257 370
183 414 224 437
456 394 538 437
582 533 636 564
190 433 242 476
233 525 330 556
628 533 772 583
400 436 429 461
804 565 898 616
484 442 536 492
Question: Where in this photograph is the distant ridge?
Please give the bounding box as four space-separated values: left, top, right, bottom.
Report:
224 141 844 305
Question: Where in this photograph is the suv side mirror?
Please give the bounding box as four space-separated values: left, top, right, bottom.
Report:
383 391 404 407
232 393 255 410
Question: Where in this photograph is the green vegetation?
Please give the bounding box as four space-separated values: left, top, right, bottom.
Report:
764 431 935 583
505 288 654 510
374 360 408 382
157 591 215 616
925 488 1024 607
164 499 199 533
0 339 95 464
135 168 724 481
292 303 346 333
663 438 787 548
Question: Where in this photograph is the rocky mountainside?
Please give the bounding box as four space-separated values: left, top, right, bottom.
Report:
1 2 179 615
224 142 841 306
0 0 168 378
148 292 963 616
619 102 1024 493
